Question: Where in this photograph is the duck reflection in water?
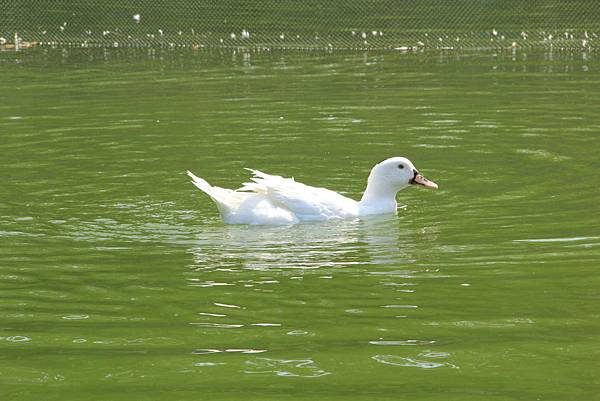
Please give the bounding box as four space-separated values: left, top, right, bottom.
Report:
188 215 424 272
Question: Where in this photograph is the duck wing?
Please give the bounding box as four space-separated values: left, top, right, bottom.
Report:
239 169 358 220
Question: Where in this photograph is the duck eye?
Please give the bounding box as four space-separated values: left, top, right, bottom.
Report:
398 164 404 169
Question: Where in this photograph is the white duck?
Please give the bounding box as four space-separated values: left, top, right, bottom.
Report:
187 157 437 225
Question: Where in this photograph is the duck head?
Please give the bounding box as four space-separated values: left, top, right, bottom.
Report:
369 157 438 190
359 157 437 213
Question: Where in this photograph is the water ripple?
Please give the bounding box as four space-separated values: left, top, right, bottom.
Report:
5 336 32 343
514 236 600 243
192 348 266 355
369 340 436 346
372 355 458 369
189 323 244 328
244 358 330 377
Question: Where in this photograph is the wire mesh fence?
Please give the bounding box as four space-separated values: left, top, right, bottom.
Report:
1 0 599 51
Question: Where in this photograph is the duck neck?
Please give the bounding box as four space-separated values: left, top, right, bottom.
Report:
359 179 401 214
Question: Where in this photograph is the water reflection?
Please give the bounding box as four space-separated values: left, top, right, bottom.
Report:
189 215 416 272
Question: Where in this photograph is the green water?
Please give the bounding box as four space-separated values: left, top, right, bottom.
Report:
1 48 599 400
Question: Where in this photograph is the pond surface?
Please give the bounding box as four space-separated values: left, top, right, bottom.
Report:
1 48 599 400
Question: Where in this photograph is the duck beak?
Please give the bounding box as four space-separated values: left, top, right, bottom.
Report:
410 169 438 189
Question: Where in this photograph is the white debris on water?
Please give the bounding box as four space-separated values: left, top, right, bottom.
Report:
9 20 598 50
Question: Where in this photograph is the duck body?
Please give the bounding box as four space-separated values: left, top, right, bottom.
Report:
187 157 437 225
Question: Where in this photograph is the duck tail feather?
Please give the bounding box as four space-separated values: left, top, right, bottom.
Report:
186 170 232 206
